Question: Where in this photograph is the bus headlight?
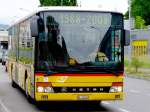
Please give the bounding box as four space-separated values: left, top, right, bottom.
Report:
44 87 54 93
109 86 123 93
37 86 54 93
37 86 44 92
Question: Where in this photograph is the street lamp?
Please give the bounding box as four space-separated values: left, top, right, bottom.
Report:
61 0 63 6
128 0 131 29
128 0 132 61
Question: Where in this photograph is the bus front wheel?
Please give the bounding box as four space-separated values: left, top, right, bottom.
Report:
11 80 17 88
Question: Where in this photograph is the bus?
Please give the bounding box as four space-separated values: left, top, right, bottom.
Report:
7 7 129 103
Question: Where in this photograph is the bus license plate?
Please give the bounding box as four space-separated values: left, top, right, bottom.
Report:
77 95 89 100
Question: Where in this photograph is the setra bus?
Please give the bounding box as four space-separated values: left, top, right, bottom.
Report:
7 7 129 103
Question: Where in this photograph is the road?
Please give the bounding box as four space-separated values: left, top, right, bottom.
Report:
0 65 150 112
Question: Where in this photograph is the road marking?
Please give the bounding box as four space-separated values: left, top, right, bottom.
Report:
119 108 130 112
129 90 140 94
102 101 110 105
0 99 10 112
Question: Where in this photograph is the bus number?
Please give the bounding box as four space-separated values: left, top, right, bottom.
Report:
87 15 108 26
60 15 80 24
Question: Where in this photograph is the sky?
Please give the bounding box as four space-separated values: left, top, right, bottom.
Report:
0 0 128 25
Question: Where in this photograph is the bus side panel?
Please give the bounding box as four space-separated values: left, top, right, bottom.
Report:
7 59 17 83
17 63 35 99
30 65 35 99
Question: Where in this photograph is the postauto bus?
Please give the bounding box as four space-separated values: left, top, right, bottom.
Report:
7 7 129 103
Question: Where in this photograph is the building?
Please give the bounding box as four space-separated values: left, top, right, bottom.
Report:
124 19 150 57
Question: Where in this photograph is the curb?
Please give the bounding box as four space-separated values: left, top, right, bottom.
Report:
127 75 150 81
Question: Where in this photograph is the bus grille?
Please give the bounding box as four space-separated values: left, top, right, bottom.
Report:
53 87 110 93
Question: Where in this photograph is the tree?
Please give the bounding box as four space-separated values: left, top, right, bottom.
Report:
124 10 129 20
39 0 77 6
134 16 147 29
127 0 150 25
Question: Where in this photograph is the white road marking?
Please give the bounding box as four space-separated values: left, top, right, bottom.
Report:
102 101 110 105
129 90 140 94
0 99 10 112
119 108 130 112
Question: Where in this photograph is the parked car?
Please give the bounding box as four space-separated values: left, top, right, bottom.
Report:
2 50 8 65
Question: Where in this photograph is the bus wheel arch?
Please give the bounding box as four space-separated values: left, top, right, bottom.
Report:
24 70 34 104
11 64 17 88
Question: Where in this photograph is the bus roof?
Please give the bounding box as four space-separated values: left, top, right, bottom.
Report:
38 6 123 14
9 6 123 29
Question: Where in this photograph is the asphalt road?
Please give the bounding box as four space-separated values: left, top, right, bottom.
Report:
0 65 150 112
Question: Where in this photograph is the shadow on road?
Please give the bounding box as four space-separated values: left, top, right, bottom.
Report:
35 101 115 112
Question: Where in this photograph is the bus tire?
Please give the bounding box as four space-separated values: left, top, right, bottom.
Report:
25 79 35 104
12 80 17 88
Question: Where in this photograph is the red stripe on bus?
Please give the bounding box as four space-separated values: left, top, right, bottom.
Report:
35 73 124 76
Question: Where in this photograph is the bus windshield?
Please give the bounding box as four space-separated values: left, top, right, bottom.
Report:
36 11 123 72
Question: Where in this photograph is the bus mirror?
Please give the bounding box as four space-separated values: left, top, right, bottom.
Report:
30 16 38 37
124 30 130 46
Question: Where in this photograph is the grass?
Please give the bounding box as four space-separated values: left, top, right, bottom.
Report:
124 56 150 80
138 56 150 68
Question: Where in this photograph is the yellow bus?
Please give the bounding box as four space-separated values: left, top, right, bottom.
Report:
7 7 129 103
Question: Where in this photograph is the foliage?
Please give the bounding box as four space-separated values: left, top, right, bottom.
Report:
39 0 77 6
124 58 129 67
134 16 147 29
124 10 129 19
126 0 150 25
131 57 142 72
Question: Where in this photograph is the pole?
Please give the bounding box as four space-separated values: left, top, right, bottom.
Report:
128 0 132 61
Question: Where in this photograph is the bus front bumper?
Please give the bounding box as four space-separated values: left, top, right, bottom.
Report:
35 92 123 101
